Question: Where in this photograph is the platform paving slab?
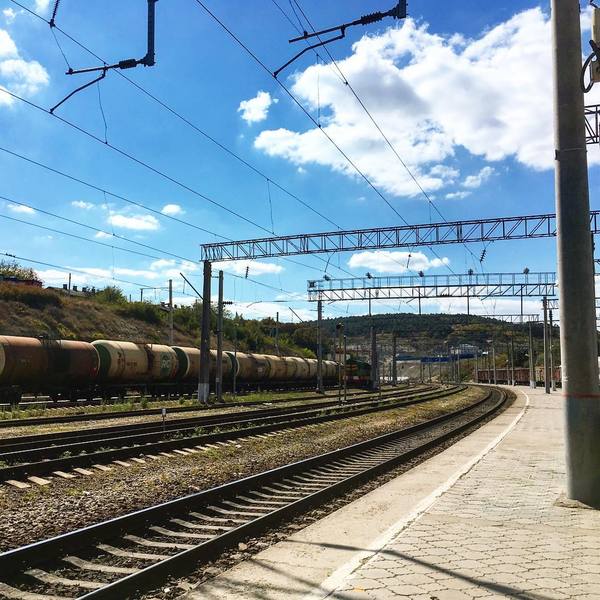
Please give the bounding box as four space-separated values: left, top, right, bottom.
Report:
180 388 527 600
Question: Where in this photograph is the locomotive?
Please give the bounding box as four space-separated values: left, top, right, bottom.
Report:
0 335 339 404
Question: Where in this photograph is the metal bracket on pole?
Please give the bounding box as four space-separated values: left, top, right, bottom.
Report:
198 260 211 405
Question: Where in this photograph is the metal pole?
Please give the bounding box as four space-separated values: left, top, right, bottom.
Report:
370 326 378 390
337 323 343 401
343 334 347 402
552 0 600 506
215 271 224 403
316 299 324 393
168 279 174 346
529 321 536 388
68 272 71 296
392 333 397 386
492 344 497 385
550 309 556 392
475 350 479 383
275 311 280 356
140 288 143 302
510 333 516 386
543 296 550 394
233 327 237 396
198 260 211 404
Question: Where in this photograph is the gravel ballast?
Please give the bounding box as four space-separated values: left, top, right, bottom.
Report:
0 387 486 553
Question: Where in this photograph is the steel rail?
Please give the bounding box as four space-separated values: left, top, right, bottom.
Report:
0 386 457 481
0 386 378 429
0 387 507 599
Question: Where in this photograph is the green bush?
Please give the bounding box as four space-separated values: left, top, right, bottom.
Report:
116 301 163 325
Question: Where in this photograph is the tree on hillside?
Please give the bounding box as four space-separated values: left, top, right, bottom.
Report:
0 260 39 282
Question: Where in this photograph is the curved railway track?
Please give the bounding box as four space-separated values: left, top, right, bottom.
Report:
0 385 457 482
0 386 508 600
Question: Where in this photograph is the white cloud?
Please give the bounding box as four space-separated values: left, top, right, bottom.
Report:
2 9 17 24
161 203 184 216
7 203 35 214
34 0 51 14
213 259 283 277
94 231 112 239
150 258 175 271
253 9 600 196
445 191 472 200
238 90 278 124
0 30 17 58
348 251 450 274
108 213 159 231
72 200 95 210
463 166 495 189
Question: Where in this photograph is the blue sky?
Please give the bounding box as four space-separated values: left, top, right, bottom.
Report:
0 0 598 322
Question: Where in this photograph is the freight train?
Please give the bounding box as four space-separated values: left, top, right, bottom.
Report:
0 335 340 404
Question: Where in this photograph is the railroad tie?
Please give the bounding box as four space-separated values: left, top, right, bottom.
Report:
93 464 112 472
130 457 146 464
0 581 69 600
52 471 77 480
25 568 104 590
5 480 31 490
26 476 51 486
188 511 248 524
123 534 194 551
72 467 95 476
112 460 132 467
63 555 138 575
149 525 213 540
97 543 166 562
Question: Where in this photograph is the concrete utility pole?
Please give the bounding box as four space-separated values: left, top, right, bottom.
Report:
215 270 224 403
275 312 280 356
392 333 397 386
316 299 324 393
168 279 174 346
198 260 212 404
549 309 556 392
475 349 479 383
510 334 516 386
492 343 497 385
543 296 550 394
370 326 378 390
528 321 536 388
552 0 600 506
336 323 343 401
343 334 347 401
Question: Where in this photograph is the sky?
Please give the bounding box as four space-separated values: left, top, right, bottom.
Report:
0 0 599 323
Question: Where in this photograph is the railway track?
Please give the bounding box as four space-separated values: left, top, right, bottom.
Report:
0 386 507 600
0 385 454 483
0 386 385 429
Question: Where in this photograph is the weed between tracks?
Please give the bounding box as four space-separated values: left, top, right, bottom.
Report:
0 387 485 552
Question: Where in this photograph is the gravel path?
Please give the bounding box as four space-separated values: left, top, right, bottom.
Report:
0 387 484 552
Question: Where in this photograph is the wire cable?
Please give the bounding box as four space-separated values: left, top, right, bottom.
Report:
8 0 342 233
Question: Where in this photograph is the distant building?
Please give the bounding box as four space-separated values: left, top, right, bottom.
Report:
0 274 43 287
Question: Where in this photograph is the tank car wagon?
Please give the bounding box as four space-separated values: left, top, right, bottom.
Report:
0 335 341 403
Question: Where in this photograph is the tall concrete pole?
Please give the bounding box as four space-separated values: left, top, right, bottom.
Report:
316 299 324 393
552 0 600 506
510 334 516 387
343 334 347 402
215 270 224 403
492 344 497 385
168 279 174 345
198 260 212 404
275 311 280 356
528 321 536 388
550 309 557 392
392 333 397 386
543 296 550 394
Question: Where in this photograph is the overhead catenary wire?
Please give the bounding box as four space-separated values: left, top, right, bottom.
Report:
193 0 459 276
289 0 484 272
0 146 353 279
8 0 342 232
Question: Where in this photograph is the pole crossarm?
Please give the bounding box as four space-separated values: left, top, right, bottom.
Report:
201 212 600 261
307 272 556 302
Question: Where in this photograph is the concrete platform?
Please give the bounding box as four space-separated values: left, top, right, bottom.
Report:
182 387 600 600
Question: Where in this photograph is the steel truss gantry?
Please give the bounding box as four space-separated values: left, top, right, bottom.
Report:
201 213 600 261
477 314 540 323
307 272 556 302
585 104 600 145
